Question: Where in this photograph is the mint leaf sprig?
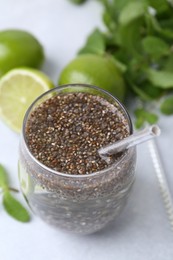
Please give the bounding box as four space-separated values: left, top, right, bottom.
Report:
72 0 173 127
0 164 30 222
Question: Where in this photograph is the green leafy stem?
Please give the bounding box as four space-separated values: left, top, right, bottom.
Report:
70 0 173 127
0 164 30 222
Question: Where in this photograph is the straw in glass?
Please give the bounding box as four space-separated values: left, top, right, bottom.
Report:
98 124 161 157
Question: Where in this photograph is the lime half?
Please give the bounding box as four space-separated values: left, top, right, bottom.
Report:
0 68 54 132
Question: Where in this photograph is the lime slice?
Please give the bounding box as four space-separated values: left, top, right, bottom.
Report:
0 68 54 132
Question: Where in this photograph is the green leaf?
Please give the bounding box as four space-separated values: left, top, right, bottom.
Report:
156 54 173 73
100 0 131 21
149 0 171 15
134 107 158 128
130 76 164 101
160 18 173 30
146 14 173 40
160 96 173 115
117 17 144 55
102 10 117 32
113 0 133 13
142 36 170 59
163 54 173 71
131 84 153 101
69 0 87 4
111 57 127 73
147 69 173 89
102 11 113 30
0 164 9 189
119 1 147 26
135 116 145 129
99 0 116 21
141 82 164 99
78 29 106 55
146 112 159 124
158 28 173 41
3 191 30 222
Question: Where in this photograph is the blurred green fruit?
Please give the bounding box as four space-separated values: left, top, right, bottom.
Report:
58 54 126 101
0 29 44 77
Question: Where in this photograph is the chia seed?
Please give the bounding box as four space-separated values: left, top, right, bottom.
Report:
25 92 130 175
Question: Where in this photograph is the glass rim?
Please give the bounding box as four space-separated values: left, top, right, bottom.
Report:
22 83 133 179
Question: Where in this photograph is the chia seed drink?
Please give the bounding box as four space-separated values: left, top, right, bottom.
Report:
19 84 136 234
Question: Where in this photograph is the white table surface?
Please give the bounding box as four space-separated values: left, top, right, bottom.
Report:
0 1 173 260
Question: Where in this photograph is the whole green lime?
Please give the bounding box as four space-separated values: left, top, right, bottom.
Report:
58 54 126 101
0 29 44 77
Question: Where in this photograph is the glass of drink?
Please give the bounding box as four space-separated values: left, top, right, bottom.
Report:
18 84 136 234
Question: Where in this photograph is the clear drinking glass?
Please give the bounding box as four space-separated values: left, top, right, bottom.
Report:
18 84 137 234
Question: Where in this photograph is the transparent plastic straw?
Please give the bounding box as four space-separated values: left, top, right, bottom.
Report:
148 139 173 231
98 124 161 157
